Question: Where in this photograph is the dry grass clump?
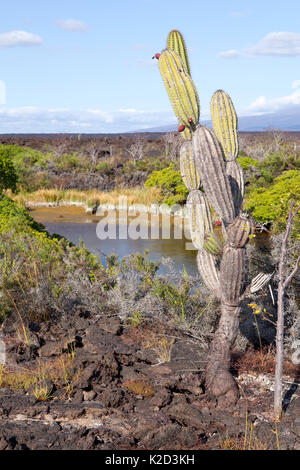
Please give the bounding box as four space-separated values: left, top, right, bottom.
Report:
11 186 161 208
0 353 80 400
232 346 299 377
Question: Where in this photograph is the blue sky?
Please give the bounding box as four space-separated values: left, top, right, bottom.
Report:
0 0 300 132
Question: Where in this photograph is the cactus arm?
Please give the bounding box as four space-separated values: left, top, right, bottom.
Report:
211 90 239 161
158 49 199 129
179 140 201 190
186 190 213 249
167 29 191 76
197 248 221 297
226 160 245 216
203 232 223 256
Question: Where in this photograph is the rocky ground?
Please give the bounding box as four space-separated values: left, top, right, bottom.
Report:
0 306 299 451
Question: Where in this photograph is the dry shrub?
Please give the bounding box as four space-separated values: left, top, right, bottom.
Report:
232 346 300 377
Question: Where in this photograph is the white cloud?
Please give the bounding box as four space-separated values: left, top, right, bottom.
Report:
246 89 300 114
56 19 89 32
0 30 42 47
220 32 300 58
0 107 176 133
218 49 242 59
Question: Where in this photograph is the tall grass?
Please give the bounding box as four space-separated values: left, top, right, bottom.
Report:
10 187 162 208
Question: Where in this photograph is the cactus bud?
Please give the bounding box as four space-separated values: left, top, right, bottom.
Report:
178 124 186 132
203 232 223 256
152 53 161 59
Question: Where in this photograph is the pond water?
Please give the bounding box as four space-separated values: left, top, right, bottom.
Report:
31 206 199 274
30 206 270 276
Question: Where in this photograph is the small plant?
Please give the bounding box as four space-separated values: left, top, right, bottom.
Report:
33 377 53 402
144 334 175 364
127 310 143 328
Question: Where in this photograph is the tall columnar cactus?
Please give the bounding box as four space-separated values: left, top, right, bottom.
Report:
155 31 272 406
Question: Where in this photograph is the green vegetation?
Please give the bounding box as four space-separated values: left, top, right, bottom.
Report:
0 193 103 323
237 155 258 171
145 164 189 205
255 151 300 186
0 144 48 191
0 148 18 192
245 170 300 235
0 139 299 236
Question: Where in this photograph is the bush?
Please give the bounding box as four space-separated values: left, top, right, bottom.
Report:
145 164 189 205
245 169 300 235
237 155 258 171
253 151 300 187
0 148 18 192
56 153 87 171
0 194 106 323
0 144 48 191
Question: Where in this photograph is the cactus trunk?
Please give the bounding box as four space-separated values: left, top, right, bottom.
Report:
205 304 240 405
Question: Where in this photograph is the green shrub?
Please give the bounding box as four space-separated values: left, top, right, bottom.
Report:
237 155 258 171
145 164 189 205
255 151 300 186
95 161 113 174
0 145 49 191
245 169 300 235
0 149 18 192
56 153 86 171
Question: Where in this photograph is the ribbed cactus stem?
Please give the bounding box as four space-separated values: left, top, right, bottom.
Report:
192 125 235 225
203 231 223 256
227 213 253 248
211 90 239 161
196 248 221 296
179 140 201 191
226 160 245 216
250 272 274 294
220 244 247 306
186 190 213 249
159 49 199 129
167 29 191 76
